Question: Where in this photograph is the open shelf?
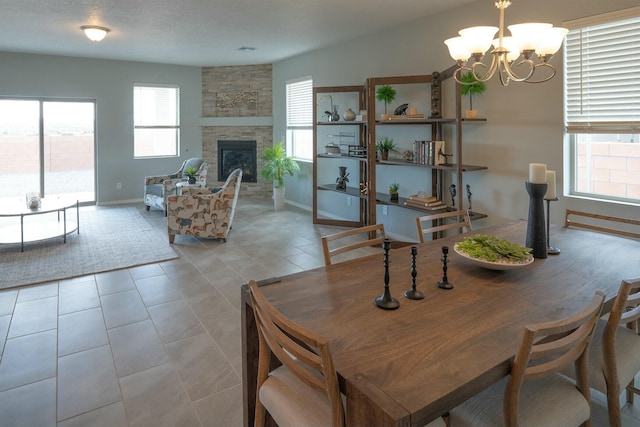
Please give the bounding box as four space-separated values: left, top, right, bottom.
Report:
318 184 367 199
377 159 488 172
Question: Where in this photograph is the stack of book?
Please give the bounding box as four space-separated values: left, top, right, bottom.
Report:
403 194 448 211
413 140 445 166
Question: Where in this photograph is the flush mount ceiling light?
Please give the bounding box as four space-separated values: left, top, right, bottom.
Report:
81 25 110 42
444 0 568 86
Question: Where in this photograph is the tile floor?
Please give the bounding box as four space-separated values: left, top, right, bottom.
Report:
0 198 639 426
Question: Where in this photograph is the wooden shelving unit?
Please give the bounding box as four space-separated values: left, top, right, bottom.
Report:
312 67 488 232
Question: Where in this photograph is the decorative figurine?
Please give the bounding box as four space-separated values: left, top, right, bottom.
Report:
466 184 474 216
449 184 457 209
394 103 409 116
437 246 453 290
375 238 400 310
360 182 368 195
404 246 425 300
336 166 349 190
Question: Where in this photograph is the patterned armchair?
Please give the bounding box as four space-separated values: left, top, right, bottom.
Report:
144 158 208 215
166 170 242 243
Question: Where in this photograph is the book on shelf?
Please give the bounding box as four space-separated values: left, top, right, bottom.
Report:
404 199 448 210
407 195 440 206
413 140 446 165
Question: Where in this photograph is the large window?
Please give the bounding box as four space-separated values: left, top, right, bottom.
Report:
134 84 180 158
564 8 640 203
0 98 96 203
286 77 313 161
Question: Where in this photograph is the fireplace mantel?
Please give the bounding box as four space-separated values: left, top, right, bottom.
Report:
199 117 273 127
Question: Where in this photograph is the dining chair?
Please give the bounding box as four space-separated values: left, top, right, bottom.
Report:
321 223 386 266
564 209 640 240
248 279 345 427
448 291 605 427
248 280 447 427
416 209 471 243
563 278 640 427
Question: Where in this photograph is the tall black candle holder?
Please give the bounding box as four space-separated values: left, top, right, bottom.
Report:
404 246 425 300
545 197 560 255
525 182 548 259
375 238 400 310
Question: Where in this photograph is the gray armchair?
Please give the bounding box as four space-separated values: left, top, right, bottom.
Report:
144 158 207 215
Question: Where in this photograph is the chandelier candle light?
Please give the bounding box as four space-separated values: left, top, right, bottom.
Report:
444 0 568 86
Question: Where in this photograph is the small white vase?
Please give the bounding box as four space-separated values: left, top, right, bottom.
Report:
273 186 285 211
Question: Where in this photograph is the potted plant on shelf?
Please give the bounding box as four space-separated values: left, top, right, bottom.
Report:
460 72 486 119
184 166 198 184
389 183 400 202
376 85 396 120
259 141 300 211
376 137 398 161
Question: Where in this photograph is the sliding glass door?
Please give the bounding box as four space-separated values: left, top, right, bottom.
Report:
0 99 96 204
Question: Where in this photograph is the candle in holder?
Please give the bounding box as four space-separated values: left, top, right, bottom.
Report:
544 170 557 199
409 107 418 116
529 163 546 184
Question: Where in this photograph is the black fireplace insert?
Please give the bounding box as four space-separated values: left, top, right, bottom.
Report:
218 140 257 183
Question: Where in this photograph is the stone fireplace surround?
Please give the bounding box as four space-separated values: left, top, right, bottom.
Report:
201 64 273 199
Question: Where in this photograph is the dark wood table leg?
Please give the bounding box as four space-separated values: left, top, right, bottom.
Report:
241 284 259 427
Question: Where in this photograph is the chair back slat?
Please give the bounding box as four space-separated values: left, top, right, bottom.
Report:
249 280 345 427
416 209 472 243
504 292 605 425
322 224 386 266
564 209 640 239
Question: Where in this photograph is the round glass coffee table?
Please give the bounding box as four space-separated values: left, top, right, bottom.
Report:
0 197 79 252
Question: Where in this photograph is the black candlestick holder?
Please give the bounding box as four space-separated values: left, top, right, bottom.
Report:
404 246 424 300
437 246 453 290
375 238 400 310
525 182 548 259
545 197 560 255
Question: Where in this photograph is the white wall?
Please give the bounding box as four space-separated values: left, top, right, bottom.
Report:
273 0 639 240
0 52 202 204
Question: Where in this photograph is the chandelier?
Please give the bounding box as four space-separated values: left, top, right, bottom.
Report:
444 1 568 86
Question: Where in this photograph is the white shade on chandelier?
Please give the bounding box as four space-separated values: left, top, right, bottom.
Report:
81 25 110 42
444 1 568 86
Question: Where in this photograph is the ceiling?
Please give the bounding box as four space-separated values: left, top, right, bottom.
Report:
0 0 475 67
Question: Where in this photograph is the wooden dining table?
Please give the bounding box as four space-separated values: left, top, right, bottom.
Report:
241 221 640 427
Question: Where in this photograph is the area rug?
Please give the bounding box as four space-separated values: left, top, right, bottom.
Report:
0 207 178 289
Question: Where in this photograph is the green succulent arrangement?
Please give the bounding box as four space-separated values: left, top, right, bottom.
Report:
389 183 400 194
456 234 532 263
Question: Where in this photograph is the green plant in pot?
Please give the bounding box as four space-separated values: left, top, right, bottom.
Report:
389 182 400 202
376 137 398 161
184 166 199 184
376 85 396 120
460 72 486 119
259 141 300 211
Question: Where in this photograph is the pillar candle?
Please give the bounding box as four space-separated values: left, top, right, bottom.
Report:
529 163 546 184
544 170 557 199
409 107 418 116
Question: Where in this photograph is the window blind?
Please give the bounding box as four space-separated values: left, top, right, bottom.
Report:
134 85 179 127
286 78 312 128
564 14 640 133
